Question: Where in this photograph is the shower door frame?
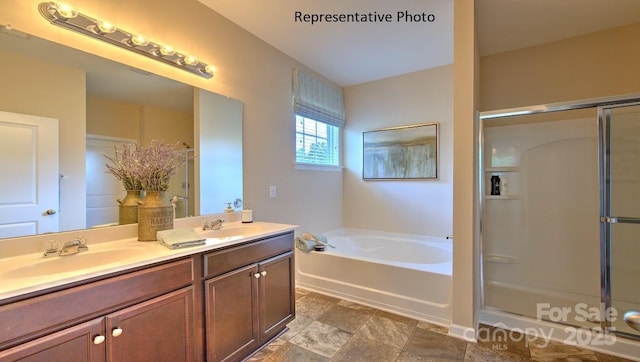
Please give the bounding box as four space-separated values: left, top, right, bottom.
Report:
477 92 640 337
599 101 640 339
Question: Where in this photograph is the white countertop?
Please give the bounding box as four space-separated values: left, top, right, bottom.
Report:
0 221 296 301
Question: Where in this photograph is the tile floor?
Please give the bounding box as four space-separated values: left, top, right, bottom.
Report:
247 289 635 362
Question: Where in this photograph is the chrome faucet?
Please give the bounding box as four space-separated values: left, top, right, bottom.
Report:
202 219 224 231
58 237 88 256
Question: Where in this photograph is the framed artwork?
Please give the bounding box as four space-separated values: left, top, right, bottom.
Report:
362 123 438 180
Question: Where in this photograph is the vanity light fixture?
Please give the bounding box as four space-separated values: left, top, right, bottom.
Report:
38 2 215 79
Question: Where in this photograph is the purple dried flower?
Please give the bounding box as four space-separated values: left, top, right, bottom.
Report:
105 140 188 191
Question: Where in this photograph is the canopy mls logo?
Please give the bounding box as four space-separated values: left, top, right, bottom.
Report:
466 303 619 350
294 11 436 25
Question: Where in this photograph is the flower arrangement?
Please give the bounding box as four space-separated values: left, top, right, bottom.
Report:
104 142 143 191
105 140 187 191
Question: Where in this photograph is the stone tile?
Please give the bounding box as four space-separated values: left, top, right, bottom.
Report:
397 350 446 361
317 304 373 333
263 341 329 362
306 291 341 303
330 332 402 362
595 352 636 362
246 337 288 361
295 287 311 301
280 315 314 341
464 342 529 362
532 354 599 362
295 294 337 319
337 300 376 311
529 340 597 360
374 309 419 328
289 321 352 358
417 320 449 335
476 324 531 359
403 327 467 361
358 314 416 349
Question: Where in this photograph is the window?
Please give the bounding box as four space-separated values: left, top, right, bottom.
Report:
295 115 339 166
292 69 345 169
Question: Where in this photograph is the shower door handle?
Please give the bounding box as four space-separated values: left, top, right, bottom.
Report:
600 216 640 224
624 311 640 331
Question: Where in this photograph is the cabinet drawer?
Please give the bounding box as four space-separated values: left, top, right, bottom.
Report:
0 257 194 350
203 232 293 278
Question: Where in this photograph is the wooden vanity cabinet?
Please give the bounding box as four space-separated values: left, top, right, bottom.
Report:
0 230 296 362
0 318 106 362
0 258 196 362
203 232 295 362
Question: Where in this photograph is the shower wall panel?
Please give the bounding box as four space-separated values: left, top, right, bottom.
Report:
483 113 601 328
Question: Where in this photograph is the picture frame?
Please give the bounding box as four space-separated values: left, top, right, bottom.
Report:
362 123 438 180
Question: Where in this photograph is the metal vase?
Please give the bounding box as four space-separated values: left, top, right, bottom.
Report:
137 190 173 241
116 190 142 225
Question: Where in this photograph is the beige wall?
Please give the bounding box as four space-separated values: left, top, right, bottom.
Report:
480 22 640 111
451 0 477 338
86 96 141 140
140 106 193 147
0 49 86 232
0 0 343 232
343 65 453 236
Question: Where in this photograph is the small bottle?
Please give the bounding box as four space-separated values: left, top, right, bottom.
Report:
490 175 501 195
500 176 509 196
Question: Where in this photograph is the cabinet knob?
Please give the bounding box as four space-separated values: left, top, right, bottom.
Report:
261 271 267 277
253 272 261 279
112 327 123 337
93 335 105 345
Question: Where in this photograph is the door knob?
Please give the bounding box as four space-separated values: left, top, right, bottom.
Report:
261 271 267 277
253 272 261 279
45 209 57 215
93 335 105 344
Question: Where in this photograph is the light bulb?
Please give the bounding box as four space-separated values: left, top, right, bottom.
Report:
54 3 78 19
96 19 116 34
159 45 175 56
203 65 215 76
130 34 149 47
182 55 198 66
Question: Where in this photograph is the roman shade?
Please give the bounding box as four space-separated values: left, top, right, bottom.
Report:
293 69 345 128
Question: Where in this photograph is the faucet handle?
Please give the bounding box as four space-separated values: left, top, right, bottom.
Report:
43 240 59 257
76 236 88 251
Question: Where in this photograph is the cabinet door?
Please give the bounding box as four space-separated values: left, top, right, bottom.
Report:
0 317 105 362
105 287 195 362
205 264 259 362
259 251 295 342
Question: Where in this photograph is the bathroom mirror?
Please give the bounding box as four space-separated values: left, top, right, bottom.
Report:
0 27 243 239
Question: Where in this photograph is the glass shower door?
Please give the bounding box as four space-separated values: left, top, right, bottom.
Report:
601 103 640 338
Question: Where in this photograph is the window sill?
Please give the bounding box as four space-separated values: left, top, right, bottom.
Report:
293 162 343 172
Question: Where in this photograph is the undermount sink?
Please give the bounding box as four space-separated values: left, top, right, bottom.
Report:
197 224 267 240
2 247 148 278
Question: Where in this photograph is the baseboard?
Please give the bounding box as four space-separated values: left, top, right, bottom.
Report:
448 324 476 342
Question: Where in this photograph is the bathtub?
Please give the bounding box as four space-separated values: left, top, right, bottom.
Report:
295 228 452 325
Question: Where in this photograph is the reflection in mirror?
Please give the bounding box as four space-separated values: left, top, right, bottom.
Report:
0 26 243 240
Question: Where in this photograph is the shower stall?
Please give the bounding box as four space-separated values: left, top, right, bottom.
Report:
478 94 640 352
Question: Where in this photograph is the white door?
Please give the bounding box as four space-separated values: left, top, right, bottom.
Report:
86 135 135 228
0 111 59 238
